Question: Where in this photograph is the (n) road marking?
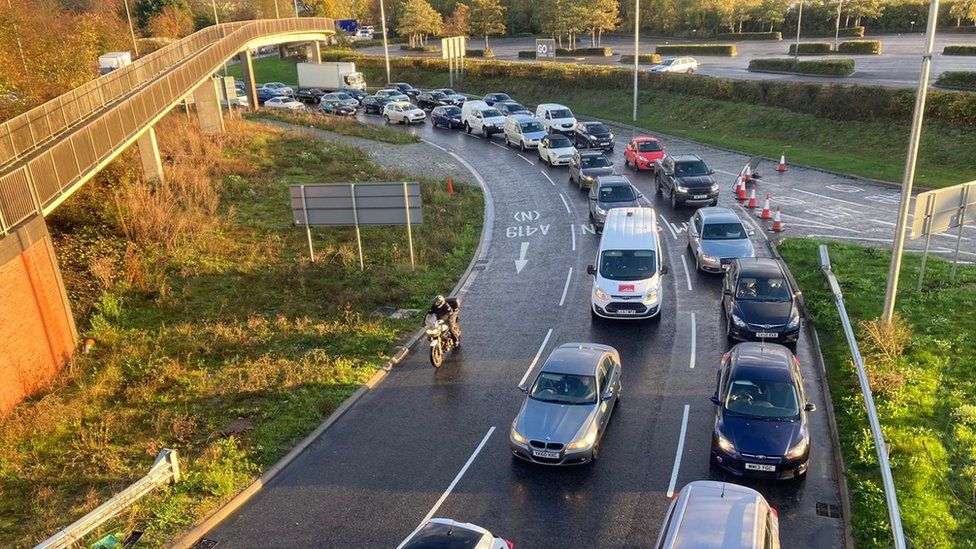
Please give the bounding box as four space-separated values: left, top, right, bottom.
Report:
518 328 554 387
517 153 534 165
559 267 573 307
689 313 697 369
541 171 555 186
680 255 693 291
559 193 572 214
571 223 577 251
666 405 691 498
659 213 678 239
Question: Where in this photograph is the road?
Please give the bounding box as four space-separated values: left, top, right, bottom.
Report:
359 32 976 88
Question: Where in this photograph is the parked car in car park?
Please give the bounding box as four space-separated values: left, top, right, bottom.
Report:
399 518 514 549
320 92 359 108
510 343 622 466
417 90 454 109
483 92 512 106
389 82 420 98
573 121 615 151
538 133 577 166
588 207 665 320
570 149 616 191
536 103 578 134
650 56 699 73
343 88 368 102
375 88 410 101
494 100 532 116
722 258 801 344
260 82 293 96
588 175 642 228
263 96 304 110
361 95 393 114
655 480 780 549
688 207 756 273
624 136 666 172
319 99 356 116
384 101 426 124
434 88 467 104
430 105 463 128
656 154 719 208
295 87 325 104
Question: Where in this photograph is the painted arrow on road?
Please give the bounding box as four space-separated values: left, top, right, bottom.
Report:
515 242 529 273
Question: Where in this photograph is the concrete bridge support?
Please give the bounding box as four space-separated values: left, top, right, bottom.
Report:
192 79 225 134
307 41 322 63
137 127 164 183
238 50 259 113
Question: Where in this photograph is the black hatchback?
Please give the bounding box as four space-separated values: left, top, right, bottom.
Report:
573 121 614 151
722 258 801 344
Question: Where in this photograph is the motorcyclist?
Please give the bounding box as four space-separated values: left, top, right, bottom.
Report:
426 295 460 344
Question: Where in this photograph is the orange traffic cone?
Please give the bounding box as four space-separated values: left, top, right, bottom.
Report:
777 151 788 173
446 177 455 194
758 194 772 219
735 176 747 201
747 188 757 209
771 206 784 232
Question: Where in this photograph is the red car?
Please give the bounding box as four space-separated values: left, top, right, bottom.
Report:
624 137 666 172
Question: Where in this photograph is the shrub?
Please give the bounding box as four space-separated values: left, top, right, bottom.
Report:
935 71 976 90
943 45 976 56
517 50 535 59
320 49 361 62
857 315 912 397
352 37 408 48
788 42 833 55
466 49 494 58
656 44 736 56
749 58 855 76
838 40 882 54
714 32 782 40
841 26 866 37
400 44 439 53
619 54 663 64
556 47 613 57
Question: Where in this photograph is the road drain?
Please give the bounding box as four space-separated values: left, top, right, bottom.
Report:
190 538 219 549
816 502 842 519
473 259 489 271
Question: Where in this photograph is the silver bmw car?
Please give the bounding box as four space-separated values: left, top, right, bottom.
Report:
510 343 622 466
688 207 756 273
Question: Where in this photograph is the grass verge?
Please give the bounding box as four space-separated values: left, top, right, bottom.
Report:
225 55 299 85
0 116 482 547
247 111 420 144
779 238 976 548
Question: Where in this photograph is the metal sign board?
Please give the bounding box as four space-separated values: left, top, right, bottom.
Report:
442 36 466 60
910 180 976 239
536 39 556 61
289 183 423 227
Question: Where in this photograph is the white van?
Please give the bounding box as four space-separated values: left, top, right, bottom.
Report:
503 114 548 150
587 207 666 320
535 103 577 134
460 100 489 132
654 480 780 549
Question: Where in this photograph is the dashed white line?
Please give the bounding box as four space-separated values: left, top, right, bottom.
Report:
518 328 554 387
464 133 481 139
559 268 573 307
666 405 691 498
794 188 864 208
489 141 507 150
517 153 534 165
540 171 555 186
689 313 697 369
571 223 577 251
559 193 572 214
659 213 678 239
680 255 693 291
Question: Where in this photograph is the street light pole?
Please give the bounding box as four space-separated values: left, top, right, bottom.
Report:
274 0 280 19
294 0 300 16
882 0 940 324
211 0 220 25
794 1 803 60
379 0 392 84
122 0 140 57
632 0 639 122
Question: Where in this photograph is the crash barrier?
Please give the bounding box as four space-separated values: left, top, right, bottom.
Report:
35 449 181 549
0 18 334 238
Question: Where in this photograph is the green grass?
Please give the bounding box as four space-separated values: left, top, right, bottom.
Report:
248 111 420 144
779 238 976 548
225 55 299 86
0 117 482 547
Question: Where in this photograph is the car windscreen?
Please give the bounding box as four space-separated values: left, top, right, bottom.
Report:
674 160 709 177
702 222 747 240
521 121 544 132
661 59 675 66
599 185 637 203
441 106 461 115
550 108 573 119
725 378 799 419
437 89 457 95
429 92 446 99
549 136 572 148
481 108 502 118
529 372 597 405
581 155 612 169
334 92 352 100
502 102 526 112
600 249 657 280
735 276 791 301
493 93 511 101
636 141 662 152
585 123 610 134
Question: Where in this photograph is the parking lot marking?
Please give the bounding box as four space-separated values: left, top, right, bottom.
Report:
666 405 691 498
689 313 697 369
794 188 865 208
559 193 572 214
540 171 555 186
519 328 554 387
517 154 534 165
559 268 573 307
571 223 577 251
659 213 678 239
680 255 693 291
490 141 507 150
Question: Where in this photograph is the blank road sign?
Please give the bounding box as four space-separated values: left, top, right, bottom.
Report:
290 183 423 227
910 181 976 239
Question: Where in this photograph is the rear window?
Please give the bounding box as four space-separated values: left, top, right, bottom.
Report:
549 136 572 148
637 141 662 152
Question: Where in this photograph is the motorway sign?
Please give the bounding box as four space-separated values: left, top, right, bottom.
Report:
536 39 555 61
910 180 976 239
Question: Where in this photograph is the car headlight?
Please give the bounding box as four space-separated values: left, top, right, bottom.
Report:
710 183 720 192
595 287 609 300
511 425 528 445
567 425 598 451
731 314 748 328
674 185 688 194
716 431 736 453
588 134 598 140
701 253 718 263
596 206 607 215
787 309 801 330
643 286 660 304
786 438 808 459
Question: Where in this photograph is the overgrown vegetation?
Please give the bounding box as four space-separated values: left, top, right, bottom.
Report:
936 71 976 90
249 110 421 144
779 238 976 548
0 116 482 547
749 58 855 76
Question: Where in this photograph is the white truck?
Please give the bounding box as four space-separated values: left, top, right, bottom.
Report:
296 62 366 92
98 52 132 75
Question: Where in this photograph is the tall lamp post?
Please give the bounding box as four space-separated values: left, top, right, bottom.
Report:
211 0 220 25
379 0 392 84
122 0 140 56
794 1 804 60
632 0 639 122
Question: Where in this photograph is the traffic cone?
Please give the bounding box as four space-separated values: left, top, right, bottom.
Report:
747 188 757 209
777 151 788 173
446 176 454 194
758 194 772 219
771 206 784 232
735 176 747 201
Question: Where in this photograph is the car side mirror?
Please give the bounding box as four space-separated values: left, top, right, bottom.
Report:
794 290 803 298
710 395 720 405
660 264 669 275
586 265 596 276
708 169 716 175
747 228 755 236
805 402 817 412
601 389 614 401
722 288 732 296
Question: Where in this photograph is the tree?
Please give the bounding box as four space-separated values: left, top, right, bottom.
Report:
846 0 884 27
469 0 505 50
443 3 471 37
750 0 790 32
396 0 443 47
950 0 976 27
146 3 194 37
592 0 619 46
133 0 190 29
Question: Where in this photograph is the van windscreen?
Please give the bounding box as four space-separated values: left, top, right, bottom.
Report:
599 250 657 281
521 121 544 132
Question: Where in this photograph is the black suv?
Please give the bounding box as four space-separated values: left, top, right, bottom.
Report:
573 121 615 151
569 150 616 192
295 87 325 104
389 82 420 98
655 154 719 208
722 258 801 346
417 90 453 109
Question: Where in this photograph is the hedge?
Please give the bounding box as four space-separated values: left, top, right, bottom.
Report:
789 42 833 55
400 45 439 53
935 71 976 90
800 27 865 38
714 32 782 41
749 58 855 77
655 44 737 56
556 47 613 57
943 45 976 56
465 49 494 58
352 37 408 48
837 40 882 54
345 55 976 128
619 54 663 64
320 49 362 62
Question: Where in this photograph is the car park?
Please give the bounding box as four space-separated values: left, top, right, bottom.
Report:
502 115 546 151
537 133 577 166
569 149 615 191
383 101 426 124
295 87 325 104
434 88 466 104
263 96 304 110
588 175 641 228
417 90 454 109
722 258 801 344
260 82 293 96
510 343 621 466
482 92 512 106
399 518 513 549
361 95 393 114
655 480 780 549
536 103 577 134
319 99 356 116
320 92 359 108
688 208 755 273
624 136 666 173
573 121 615 151
650 56 699 73
494 100 531 116
656 154 719 208
710 342 815 481
389 82 420 98
588 207 665 320
430 105 463 128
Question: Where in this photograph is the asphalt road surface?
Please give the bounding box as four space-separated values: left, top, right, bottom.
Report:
203 105 976 547
360 32 976 88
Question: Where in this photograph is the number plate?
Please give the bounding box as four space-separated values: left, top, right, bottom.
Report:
616 309 638 315
693 194 708 199
745 463 776 472
756 332 778 338
532 450 560 459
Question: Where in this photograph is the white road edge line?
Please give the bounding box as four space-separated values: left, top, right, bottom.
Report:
793 188 864 208
559 193 572 214
517 153 534 165
689 313 697 369
659 213 678 240
559 267 573 307
421 139 448 153
680 255 693 291
518 328 554 387
541 171 555 186
490 141 507 150
666 405 691 498
571 223 577 251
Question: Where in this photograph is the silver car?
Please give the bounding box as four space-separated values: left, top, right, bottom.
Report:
510 343 621 466
688 207 755 273
588 175 642 228
654 480 780 549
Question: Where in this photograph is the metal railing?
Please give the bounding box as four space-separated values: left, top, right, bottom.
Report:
819 244 906 549
35 449 181 549
0 18 334 237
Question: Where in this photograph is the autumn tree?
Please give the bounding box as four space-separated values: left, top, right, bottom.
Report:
949 0 976 27
469 0 506 50
147 4 194 37
845 0 884 27
133 0 191 29
396 0 443 47
443 3 471 37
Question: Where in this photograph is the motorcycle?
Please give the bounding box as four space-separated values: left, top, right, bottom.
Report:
424 298 461 368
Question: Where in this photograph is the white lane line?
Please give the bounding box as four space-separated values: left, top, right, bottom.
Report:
517 153 534 165
540 171 555 186
680 255 693 291
413 426 497 533
794 188 864 208
870 218 971 241
571 223 577 251
490 141 507 150
559 193 572 214
421 139 449 153
559 267 573 307
714 168 739 176
464 133 482 139
518 328 554 387
870 219 895 226
689 313 697 369
666 405 691 498
659 213 678 240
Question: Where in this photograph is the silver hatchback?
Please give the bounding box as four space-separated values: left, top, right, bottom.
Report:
510 343 621 466
688 207 756 273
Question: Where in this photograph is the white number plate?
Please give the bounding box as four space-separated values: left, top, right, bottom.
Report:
756 332 778 338
616 309 638 315
745 463 776 472
532 450 560 459
693 194 708 199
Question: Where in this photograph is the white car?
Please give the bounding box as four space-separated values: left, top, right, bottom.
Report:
263 96 304 111
261 82 293 96
465 106 506 137
398 518 513 549
538 133 577 166
649 56 699 74
384 101 426 124
536 103 577 134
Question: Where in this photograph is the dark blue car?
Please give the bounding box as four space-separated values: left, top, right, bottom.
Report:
710 342 816 480
430 105 463 129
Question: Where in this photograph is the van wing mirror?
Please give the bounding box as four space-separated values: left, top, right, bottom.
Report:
660 264 669 275
587 265 596 276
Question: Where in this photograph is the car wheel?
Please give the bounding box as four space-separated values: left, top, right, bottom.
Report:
482 127 489 138
688 68 696 74
695 252 701 272
465 122 471 134
656 177 663 196
590 308 601 322
520 140 526 152
590 443 599 464
671 189 678 210
384 115 390 124
710 199 719 207
579 177 585 192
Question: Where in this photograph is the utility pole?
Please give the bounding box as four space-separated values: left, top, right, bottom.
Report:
274 0 280 19
882 0 940 324
294 0 300 16
632 0 640 122
122 0 140 57
794 1 803 60
379 0 392 84
211 0 220 25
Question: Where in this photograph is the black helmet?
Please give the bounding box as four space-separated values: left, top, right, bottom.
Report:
434 295 446 306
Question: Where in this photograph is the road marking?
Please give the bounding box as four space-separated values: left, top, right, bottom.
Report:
517 153 534 165
559 193 572 214
490 141 508 150
805 234 976 256
559 267 573 306
714 168 738 176
519 328 554 387
571 223 577 251
464 133 481 139
666 405 691 498
778 212 861 233
680 255 693 291
659 213 678 239
794 188 865 208
541 171 555 186
515 242 530 273
870 218 971 241
689 313 697 369
421 139 449 153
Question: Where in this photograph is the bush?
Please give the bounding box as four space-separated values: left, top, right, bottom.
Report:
944 45 976 56
714 32 782 41
800 27 865 38
656 44 737 56
619 54 663 64
788 42 833 55
320 49 361 62
749 58 855 76
838 40 882 54
517 50 535 58
466 49 494 58
352 37 408 48
400 44 439 53
935 71 976 90
556 47 613 57
841 26 866 37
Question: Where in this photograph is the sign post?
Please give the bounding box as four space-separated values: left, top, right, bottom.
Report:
909 179 976 288
403 182 416 271
350 183 365 270
442 36 466 87
300 184 315 262
535 38 555 61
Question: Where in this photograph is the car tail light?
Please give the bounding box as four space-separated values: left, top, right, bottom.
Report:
770 506 779 518
794 357 801 368
505 540 515 549
671 492 680 500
